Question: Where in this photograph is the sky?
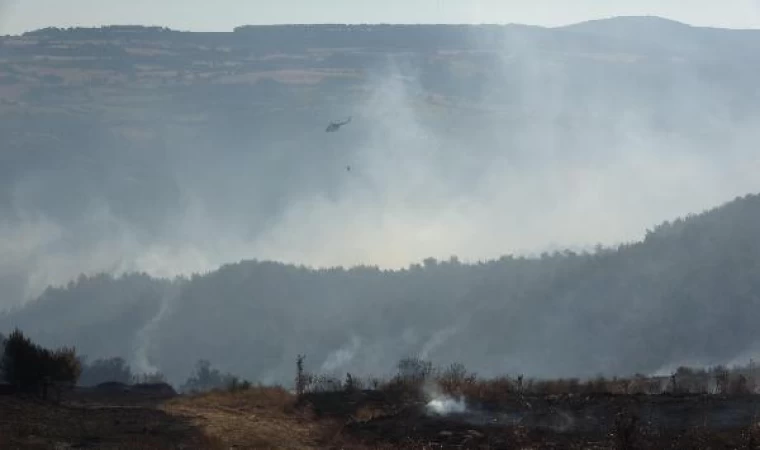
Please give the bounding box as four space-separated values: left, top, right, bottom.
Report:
1 0 760 35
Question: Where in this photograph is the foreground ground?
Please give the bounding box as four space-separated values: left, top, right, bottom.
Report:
2 385 760 449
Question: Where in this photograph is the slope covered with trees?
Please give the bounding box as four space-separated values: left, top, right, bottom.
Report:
2 193 760 385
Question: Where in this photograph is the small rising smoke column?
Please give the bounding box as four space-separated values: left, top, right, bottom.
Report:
426 395 467 415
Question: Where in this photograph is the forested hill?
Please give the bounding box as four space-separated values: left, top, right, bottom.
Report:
2 193 760 386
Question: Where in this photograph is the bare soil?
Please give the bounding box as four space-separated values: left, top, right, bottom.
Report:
3 387 760 449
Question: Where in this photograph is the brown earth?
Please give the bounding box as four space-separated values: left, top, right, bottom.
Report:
3 387 760 449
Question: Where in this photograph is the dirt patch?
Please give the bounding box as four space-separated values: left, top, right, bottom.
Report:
4 386 760 449
166 387 334 449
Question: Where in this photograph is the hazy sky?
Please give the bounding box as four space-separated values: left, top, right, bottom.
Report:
1 0 760 34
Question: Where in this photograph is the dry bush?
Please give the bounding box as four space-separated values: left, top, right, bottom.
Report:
460 376 516 405
396 357 434 384
456 373 661 402
344 372 363 392
713 365 731 394
365 376 382 390
379 375 422 396
606 378 634 395
729 374 752 395
437 362 477 397
529 378 585 395
133 371 167 385
673 366 710 394
295 354 308 396
582 375 611 394
376 357 437 401
309 374 344 393
628 374 663 395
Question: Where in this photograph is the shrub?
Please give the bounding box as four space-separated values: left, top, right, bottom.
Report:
462 376 516 406
295 354 308 396
344 372 358 392
226 376 252 392
309 374 343 393
438 362 476 396
728 374 750 395
181 359 240 394
45 346 81 389
396 356 433 383
133 371 167 385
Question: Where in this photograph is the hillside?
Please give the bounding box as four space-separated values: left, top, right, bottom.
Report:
2 17 760 308
2 192 760 386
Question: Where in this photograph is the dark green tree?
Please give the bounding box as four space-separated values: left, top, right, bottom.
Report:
0 328 81 398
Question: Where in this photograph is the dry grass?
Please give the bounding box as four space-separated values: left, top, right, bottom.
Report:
436 373 666 406
164 386 337 449
1 386 374 449
4 380 760 449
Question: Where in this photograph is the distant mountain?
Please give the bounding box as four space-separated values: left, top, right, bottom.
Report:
3 193 760 385
562 16 760 61
562 15 694 34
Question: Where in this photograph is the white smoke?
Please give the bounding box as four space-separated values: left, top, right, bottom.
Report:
320 335 362 373
419 326 459 360
131 285 181 374
423 378 468 416
5 21 760 310
426 395 467 415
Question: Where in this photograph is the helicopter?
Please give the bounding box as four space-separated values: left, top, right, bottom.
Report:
326 116 352 132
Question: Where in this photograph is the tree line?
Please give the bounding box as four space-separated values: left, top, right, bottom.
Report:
0 329 250 396
3 193 760 386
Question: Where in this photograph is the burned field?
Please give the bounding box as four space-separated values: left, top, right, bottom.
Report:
3 381 760 448
0 384 218 449
3 338 760 448
300 389 760 449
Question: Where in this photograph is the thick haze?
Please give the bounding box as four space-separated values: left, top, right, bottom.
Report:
2 18 760 305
